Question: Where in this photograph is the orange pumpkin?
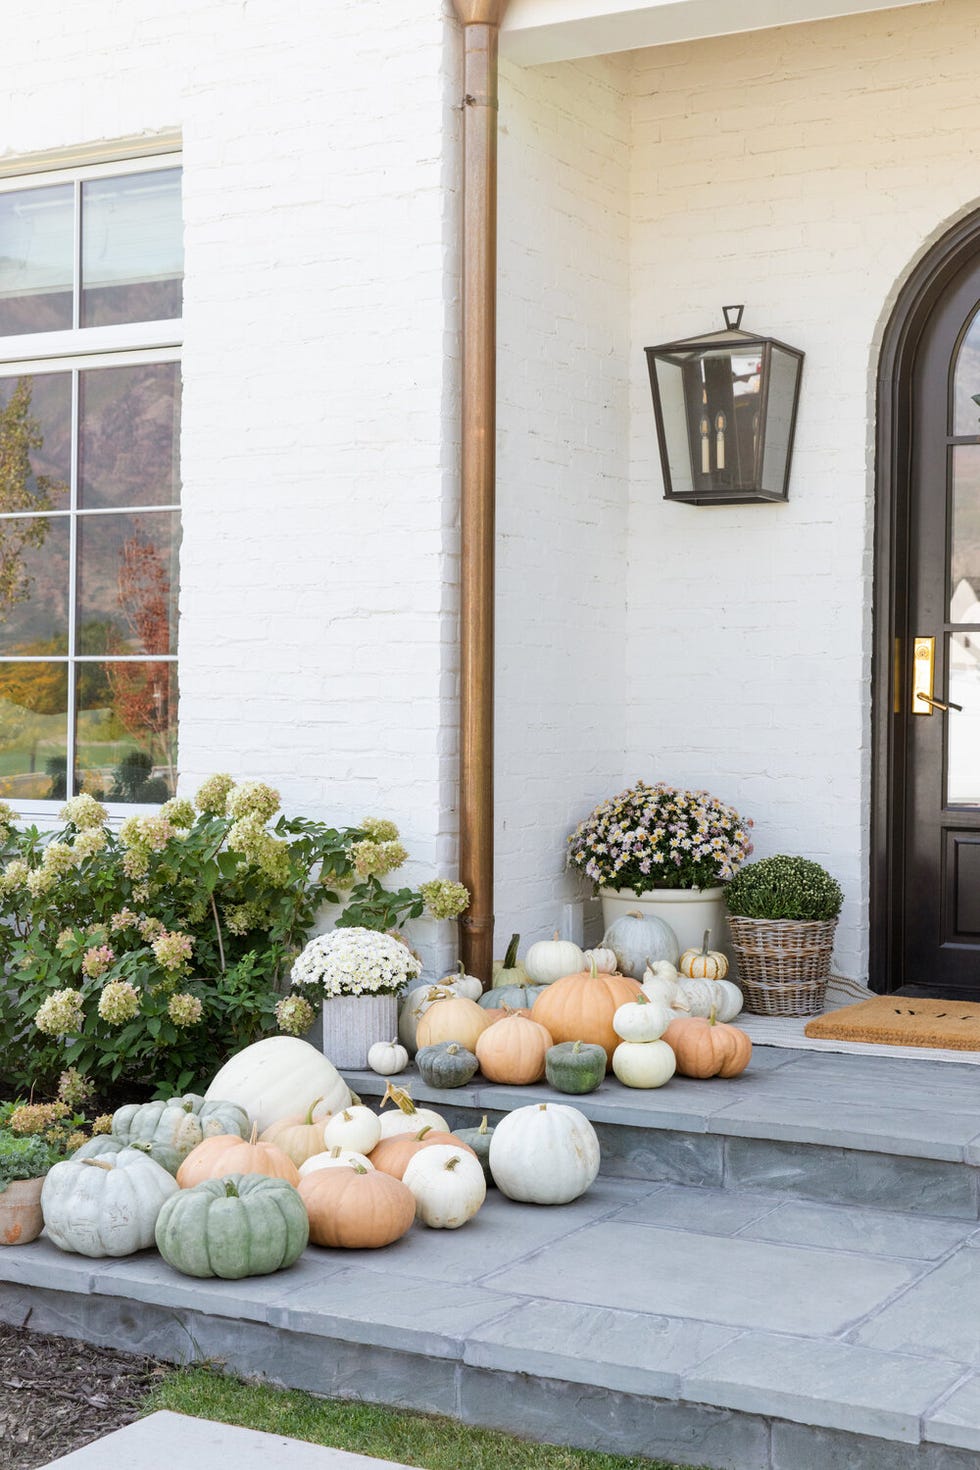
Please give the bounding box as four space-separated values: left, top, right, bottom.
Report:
662 1014 752 1078
259 1096 327 1167
415 995 492 1053
475 1013 553 1084
531 961 643 1066
176 1123 300 1189
370 1126 476 1181
299 1163 416 1248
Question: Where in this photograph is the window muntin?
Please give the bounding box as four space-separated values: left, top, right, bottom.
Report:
0 157 181 809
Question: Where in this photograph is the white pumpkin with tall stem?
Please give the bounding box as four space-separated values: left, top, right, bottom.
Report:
402 1145 487 1229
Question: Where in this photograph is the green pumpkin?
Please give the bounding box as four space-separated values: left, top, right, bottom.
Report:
491 933 531 989
415 1041 479 1089
479 984 548 1010
545 1040 607 1095
155 1172 309 1278
454 1114 495 1185
109 1094 251 1175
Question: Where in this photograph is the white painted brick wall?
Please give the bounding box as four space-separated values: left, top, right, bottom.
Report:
627 0 980 979
495 53 632 951
0 0 463 974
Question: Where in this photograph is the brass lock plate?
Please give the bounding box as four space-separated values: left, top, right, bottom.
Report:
912 636 935 715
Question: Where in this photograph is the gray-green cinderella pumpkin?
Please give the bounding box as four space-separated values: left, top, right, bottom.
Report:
453 1115 495 1185
76 1094 250 1176
154 1172 309 1278
415 1041 479 1089
478 984 548 1011
545 1040 607 1095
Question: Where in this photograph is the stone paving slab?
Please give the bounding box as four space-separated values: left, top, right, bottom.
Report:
683 1331 966 1442
922 1374 980 1452
39 1411 418 1469
853 1249 980 1364
708 1096 980 1161
480 1218 923 1335
90 1249 343 1322
734 1197 978 1259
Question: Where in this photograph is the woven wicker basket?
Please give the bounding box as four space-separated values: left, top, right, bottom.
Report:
727 915 837 1017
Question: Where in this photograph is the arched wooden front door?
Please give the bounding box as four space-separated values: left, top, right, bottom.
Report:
874 215 980 999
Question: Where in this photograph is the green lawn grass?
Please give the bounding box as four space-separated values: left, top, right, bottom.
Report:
146 1365 706 1470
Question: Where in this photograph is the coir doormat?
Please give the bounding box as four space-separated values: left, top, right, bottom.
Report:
805 995 980 1051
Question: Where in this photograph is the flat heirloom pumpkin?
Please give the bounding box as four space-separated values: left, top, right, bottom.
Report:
205 1037 350 1133
42 1150 178 1257
489 1103 599 1204
72 1094 250 1176
155 1173 309 1278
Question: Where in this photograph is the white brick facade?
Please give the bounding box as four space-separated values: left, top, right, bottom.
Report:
3 0 979 978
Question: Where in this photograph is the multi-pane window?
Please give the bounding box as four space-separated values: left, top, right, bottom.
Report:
0 159 181 808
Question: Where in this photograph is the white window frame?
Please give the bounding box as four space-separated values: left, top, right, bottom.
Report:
0 152 182 821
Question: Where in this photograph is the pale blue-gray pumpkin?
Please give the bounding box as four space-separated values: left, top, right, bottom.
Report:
415 1041 479 1089
154 1172 309 1278
478 984 549 1011
453 1115 495 1186
545 1040 607 1095
102 1095 251 1175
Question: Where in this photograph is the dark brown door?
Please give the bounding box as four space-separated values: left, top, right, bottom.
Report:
903 253 980 997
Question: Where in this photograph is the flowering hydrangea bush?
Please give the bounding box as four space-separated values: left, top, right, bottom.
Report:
0 778 468 1098
567 781 753 894
291 927 422 1000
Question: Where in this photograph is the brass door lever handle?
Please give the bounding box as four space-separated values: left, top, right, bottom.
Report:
916 692 963 713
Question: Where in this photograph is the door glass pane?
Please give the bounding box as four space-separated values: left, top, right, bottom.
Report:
0 184 74 336
79 362 180 509
81 169 182 327
75 660 176 801
0 661 68 801
76 510 180 656
951 445 980 616
0 515 70 653
0 373 71 512
948 632 980 806
953 305 980 436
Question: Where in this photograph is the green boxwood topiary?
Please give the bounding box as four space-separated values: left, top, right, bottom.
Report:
725 856 843 923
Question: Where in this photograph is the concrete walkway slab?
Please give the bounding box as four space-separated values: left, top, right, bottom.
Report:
39 1411 417 1469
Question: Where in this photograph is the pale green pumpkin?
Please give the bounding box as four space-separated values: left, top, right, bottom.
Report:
154 1172 309 1278
107 1094 251 1175
453 1115 495 1185
491 933 531 989
478 984 548 1011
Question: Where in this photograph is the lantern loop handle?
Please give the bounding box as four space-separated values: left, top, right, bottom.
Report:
723 304 744 330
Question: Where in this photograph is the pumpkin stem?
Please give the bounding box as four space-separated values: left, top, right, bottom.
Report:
552 930 560 941
572 1040 582 1054
502 933 520 969
701 929 711 955
350 1162 369 1175
381 1083 417 1116
446 1044 460 1055
248 1122 259 1144
457 961 467 977
538 1103 548 1112
477 1115 489 1135
80 1159 114 1171
341 1109 353 1121
349 1091 362 1106
707 1005 718 1026
415 1126 433 1141
329 1147 343 1158
305 1096 324 1126
444 1155 461 1171
635 991 650 1006
224 1179 240 1198
588 955 599 980
628 911 643 919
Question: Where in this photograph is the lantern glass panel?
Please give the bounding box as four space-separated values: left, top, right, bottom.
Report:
761 344 799 497
656 356 695 497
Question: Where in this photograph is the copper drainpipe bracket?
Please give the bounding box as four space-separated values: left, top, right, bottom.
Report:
452 0 507 985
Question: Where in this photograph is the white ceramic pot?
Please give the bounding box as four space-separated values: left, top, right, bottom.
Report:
599 886 728 963
321 994 399 1070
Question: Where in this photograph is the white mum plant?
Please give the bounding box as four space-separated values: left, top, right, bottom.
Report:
291 927 422 999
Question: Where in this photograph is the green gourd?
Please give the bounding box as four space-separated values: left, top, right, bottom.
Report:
154 1172 309 1278
415 1041 479 1090
544 1040 607 1095
491 933 531 989
453 1115 495 1185
478 984 549 1011
103 1094 251 1175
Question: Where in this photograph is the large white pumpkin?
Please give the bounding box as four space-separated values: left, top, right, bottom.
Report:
601 911 679 980
402 1144 486 1229
524 935 586 986
205 1037 350 1133
489 1102 600 1204
41 1149 178 1257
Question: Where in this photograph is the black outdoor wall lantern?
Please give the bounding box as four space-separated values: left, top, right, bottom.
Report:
644 306 804 505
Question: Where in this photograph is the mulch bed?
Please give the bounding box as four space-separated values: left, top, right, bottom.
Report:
0 1322 162 1468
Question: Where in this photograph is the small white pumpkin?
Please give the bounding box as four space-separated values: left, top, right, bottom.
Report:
679 929 730 981
205 1036 350 1133
367 1038 409 1076
524 932 586 986
613 993 672 1043
299 1146 375 1175
601 912 679 980
377 1082 449 1139
41 1149 178 1257
678 977 744 1023
582 947 617 974
402 1144 486 1229
439 962 483 1002
646 959 679 981
489 1102 599 1205
612 1039 677 1090
322 1105 382 1155
398 983 456 1055
641 969 690 1012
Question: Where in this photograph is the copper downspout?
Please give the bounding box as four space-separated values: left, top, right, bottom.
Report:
453 0 507 984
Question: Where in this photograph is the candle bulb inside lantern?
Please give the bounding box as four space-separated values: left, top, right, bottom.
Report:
700 416 711 474
715 411 727 472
